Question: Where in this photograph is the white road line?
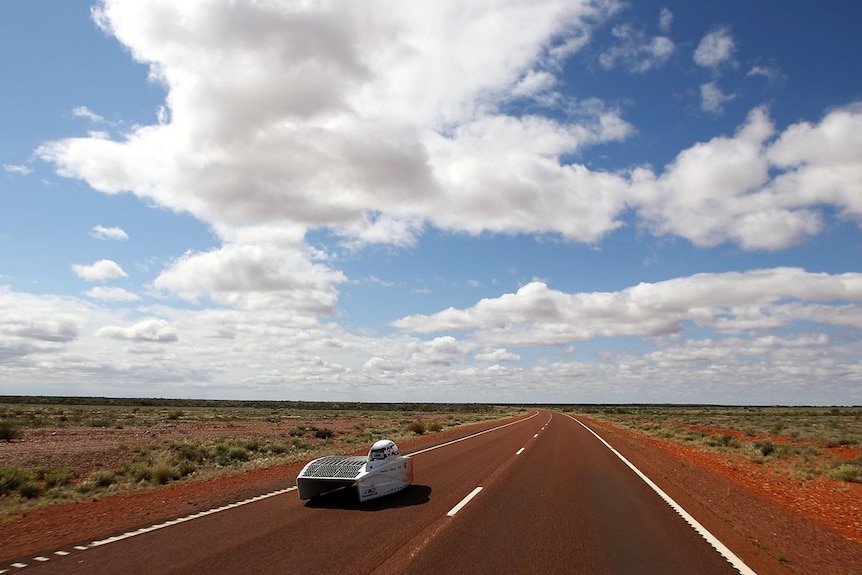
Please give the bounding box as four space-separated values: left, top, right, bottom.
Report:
516 447 525 455
89 487 296 548
567 415 757 575
33 557 49 563
447 487 483 517
54 551 69 556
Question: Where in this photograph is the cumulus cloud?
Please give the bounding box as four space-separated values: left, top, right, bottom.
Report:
475 348 521 362
152 243 346 315
407 335 466 366
0 289 88 348
627 106 862 250
72 259 128 282
392 268 862 346
3 164 32 175
29 0 862 327
693 27 736 68
40 0 627 244
96 318 178 342
598 21 674 73
84 286 140 301
699 81 735 113
90 225 129 241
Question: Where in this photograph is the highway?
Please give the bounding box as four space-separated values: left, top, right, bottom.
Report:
11 411 755 574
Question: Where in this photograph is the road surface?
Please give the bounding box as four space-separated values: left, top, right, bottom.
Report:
6 411 754 574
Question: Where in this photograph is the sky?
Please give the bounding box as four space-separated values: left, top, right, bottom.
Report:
2 1 862 405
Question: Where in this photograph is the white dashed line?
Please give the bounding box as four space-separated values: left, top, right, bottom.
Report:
3 487 297 572
516 447 525 455
447 487 483 517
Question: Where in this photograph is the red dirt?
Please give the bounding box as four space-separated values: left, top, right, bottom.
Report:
2 413 861 574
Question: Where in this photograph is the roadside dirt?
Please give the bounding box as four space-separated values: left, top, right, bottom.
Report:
2 413 861 574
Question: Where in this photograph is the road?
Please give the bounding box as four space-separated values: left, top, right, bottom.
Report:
10 411 754 574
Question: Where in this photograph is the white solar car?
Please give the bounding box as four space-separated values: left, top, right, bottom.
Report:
296 439 413 502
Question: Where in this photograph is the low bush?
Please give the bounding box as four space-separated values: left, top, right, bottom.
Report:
88 470 117 488
0 420 21 442
0 466 32 495
407 420 426 435
831 463 862 483
754 438 774 457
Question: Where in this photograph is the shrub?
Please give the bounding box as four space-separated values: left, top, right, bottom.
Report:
18 481 42 499
44 468 76 489
313 428 334 440
831 464 862 483
152 462 176 485
0 420 21 442
224 446 249 464
124 462 153 483
0 466 32 495
754 438 774 457
407 420 426 435
705 434 739 449
88 470 117 488
427 421 443 433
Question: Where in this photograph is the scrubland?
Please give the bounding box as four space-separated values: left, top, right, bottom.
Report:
0 397 516 520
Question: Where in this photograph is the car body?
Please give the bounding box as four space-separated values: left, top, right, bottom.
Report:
296 439 413 502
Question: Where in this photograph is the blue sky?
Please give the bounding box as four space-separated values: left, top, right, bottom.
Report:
2 1 862 404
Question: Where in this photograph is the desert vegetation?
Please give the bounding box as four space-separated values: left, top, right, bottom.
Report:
0 397 516 520
568 405 862 484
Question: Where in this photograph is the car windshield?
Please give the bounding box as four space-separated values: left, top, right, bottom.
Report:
370 449 386 460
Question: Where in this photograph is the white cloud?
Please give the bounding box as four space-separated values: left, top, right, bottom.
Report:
392 268 862 346
693 27 735 68
72 106 106 123
699 81 735 113
658 8 673 33
3 164 32 175
407 335 466 366
41 0 626 245
84 286 140 301
39 0 862 265
96 318 178 342
628 106 862 250
747 65 783 83
152 243 346 315
90 225 129 241
475 348 521 362
72 259 128 282
598 23 674 73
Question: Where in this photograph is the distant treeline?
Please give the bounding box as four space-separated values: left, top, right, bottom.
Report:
0 396 497 413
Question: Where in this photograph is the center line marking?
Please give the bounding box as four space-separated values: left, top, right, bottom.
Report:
447 487 483 517
516 447 525 455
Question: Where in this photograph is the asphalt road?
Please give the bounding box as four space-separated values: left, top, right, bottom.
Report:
13 411 754 574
